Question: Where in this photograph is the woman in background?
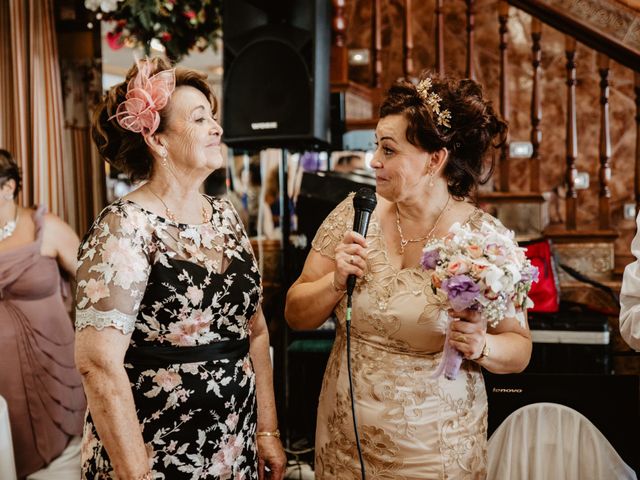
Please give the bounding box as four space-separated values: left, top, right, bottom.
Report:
0 148 85 478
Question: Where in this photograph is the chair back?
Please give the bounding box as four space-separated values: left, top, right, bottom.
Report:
487 402 637 480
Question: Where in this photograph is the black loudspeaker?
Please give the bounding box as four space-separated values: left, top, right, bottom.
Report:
222 0 331 149
484 372 640 473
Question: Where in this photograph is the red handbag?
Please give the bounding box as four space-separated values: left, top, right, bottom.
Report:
521 238 560 313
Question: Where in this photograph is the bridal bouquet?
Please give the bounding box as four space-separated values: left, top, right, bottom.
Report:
421 220 538 380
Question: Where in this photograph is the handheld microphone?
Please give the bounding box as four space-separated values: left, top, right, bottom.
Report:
347 187 377 297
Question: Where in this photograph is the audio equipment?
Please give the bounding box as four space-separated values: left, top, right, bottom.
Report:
222 0 330 149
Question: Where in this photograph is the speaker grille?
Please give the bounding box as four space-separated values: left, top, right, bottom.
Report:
224 40 311 144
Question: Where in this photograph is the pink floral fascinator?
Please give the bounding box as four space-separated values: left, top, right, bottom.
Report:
110 59 176 137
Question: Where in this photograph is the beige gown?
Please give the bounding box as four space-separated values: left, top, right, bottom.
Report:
313 194 489 479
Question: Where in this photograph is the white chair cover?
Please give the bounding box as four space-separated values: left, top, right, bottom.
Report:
487 402 637 480
26 436 81 480
0 396 17 480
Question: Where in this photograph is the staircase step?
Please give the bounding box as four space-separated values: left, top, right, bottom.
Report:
332 81 375 123
543 224 618 243
345 118 378 130
477 192 546 204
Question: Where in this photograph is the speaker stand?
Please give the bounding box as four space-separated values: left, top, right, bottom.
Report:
278 148 292 450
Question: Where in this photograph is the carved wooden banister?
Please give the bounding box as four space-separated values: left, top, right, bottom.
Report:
598 53 612 230
403 0 414 79
435 0 444 74
565 36 578 231
530 18 542 193
498 1 510 192
330 0 348 84
507 0 640 73
465 0 476 80
371 0 381 88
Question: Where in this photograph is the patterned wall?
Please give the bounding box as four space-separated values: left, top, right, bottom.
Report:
344 0 638 261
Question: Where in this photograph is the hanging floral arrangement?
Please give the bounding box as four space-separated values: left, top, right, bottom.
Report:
84 0 222 62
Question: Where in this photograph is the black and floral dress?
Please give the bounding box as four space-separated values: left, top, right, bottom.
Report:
75 196 261 479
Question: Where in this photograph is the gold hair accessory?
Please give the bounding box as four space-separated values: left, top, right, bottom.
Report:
416 78 452 128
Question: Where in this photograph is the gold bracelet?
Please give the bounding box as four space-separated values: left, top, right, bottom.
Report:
330 277 346 294
256 429 280 438
135 472 152 480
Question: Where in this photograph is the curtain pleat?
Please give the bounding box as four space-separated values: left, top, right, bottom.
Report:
0 0 68 218
0 0 31 206
30 0 67 218
61 56 106 235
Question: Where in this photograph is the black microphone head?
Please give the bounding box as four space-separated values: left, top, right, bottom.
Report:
353 187 377 213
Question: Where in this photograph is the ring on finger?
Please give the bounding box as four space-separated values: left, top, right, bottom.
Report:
457 333 467 343
350 255 354 265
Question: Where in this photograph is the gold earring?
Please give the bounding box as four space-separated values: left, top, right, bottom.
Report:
428 170 435 187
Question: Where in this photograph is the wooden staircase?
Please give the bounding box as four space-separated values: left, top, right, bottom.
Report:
329 0 639 272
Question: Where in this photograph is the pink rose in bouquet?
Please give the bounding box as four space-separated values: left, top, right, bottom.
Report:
421 220 538 380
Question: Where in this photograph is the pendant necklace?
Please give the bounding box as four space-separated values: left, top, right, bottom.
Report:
147 186 209 224
395 196 450 254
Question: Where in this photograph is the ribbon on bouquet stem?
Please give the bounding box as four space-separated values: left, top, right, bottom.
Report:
431 313 464 381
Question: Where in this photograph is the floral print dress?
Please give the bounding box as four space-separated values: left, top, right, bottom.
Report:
75 196 261 479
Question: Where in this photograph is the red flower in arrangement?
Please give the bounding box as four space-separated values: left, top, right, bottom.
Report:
84 0 222 61
106 29 124 50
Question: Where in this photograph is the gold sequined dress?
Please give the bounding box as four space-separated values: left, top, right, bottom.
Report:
313 194 490 480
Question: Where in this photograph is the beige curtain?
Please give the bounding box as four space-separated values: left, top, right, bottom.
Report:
61 56 106 235
0 0 68 220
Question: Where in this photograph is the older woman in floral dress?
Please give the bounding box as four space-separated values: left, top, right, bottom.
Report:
74 57 285 480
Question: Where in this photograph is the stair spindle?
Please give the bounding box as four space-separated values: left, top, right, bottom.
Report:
466 0 476 80
371 0 382 88
499 1 510 192
530 18 542 192
635 73 640 215
403 0 414 79
565 36 578 230
331 0 348 84
435 0 445 74
598 53 612 230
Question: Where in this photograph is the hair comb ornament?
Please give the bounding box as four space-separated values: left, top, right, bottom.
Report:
416 78 452 128
109 59 176 136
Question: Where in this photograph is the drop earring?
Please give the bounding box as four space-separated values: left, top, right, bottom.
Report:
160 148 168 167
428 170 435 187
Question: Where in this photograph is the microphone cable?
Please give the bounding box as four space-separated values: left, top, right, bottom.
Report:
346 293 366 479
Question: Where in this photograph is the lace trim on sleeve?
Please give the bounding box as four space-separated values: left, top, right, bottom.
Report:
311 193 355 260
75 307 137 335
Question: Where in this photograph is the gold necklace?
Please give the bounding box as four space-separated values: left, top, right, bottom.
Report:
146 186 209 224
395 196 451 254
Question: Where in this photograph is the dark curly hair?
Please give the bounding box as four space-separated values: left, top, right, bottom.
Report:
379 71 507 198
91 57 218 182
0 149 21 199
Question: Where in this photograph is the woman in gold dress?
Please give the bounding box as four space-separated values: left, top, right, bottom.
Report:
285 73 532 479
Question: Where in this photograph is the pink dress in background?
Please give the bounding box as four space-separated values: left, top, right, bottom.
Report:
0 206 85 478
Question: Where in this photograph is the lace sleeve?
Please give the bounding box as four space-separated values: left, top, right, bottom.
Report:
75 202 151 335
311 192 355 260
